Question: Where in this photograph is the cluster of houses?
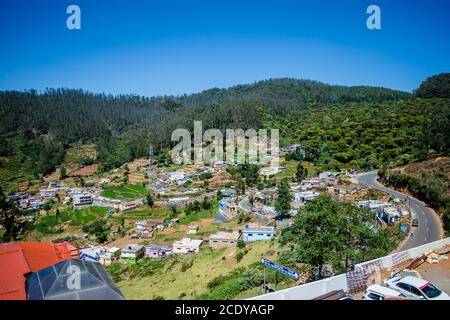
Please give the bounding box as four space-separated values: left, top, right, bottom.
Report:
132 219 166 239
148 169 206 195
357 200 409 225
78 223 276 265
8 180 150 214
8 182 72 210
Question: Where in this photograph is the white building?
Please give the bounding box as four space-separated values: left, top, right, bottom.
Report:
294 191 319 203
40 189 57 198
172 238 203 254
73 194 93 209
121 244 145 260
100 247 121 265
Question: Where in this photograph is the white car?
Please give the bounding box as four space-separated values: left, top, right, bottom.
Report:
363 284 406 300
385 276 450 300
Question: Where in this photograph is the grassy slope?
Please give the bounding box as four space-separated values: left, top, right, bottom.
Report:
0 156 40 193
117 240 277 300
275 159 318 179
394 156 450 196
100 184 148 199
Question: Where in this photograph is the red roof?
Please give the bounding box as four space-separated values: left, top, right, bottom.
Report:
0 242 78 300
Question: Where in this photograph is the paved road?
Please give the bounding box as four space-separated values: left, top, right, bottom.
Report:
356 171 442 250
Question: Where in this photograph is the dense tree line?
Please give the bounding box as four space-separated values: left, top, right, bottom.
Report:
0 89 264 176
180 78 410 115
0 75 447 181
415 73 450 99
270 98 450 170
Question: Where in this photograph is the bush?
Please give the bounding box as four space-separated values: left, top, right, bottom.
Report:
207 275 229 289
107 262 128 282
236 240 246 249
239 268 265 291
181 260 193 272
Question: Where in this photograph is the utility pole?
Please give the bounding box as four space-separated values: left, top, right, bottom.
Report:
147 145 153 184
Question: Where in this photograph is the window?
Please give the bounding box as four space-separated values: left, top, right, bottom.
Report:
396 282 411 292
397 282 421 297
420 283 441 299
409 286 423 297
367 293 383 300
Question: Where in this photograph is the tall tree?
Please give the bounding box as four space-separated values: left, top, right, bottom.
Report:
279 195 393 280
0 188 28 242
146 193 154 207
295 163 308 182
275 178 293 216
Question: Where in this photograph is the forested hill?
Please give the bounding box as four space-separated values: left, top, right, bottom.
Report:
180 78 410 114
0 75 448 185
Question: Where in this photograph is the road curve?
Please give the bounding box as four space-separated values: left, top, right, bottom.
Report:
356 171 442 251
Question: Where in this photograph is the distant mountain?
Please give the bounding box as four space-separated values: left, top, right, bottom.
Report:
180 78 410 114
0 75 446 183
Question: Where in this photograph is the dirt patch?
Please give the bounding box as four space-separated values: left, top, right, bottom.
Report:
68 165 98 177
160 218 216 235
415 253 450 293
106 236 147 248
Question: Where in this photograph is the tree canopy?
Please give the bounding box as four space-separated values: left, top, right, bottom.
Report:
278 195 395 280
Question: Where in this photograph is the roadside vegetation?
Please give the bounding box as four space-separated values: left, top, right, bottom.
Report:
380 168 450 235
111 241 278 300
279 195 400 281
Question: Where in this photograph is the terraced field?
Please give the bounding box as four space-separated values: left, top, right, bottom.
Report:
101 184 148 199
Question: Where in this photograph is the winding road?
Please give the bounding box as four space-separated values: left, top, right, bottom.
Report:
356 171 442 251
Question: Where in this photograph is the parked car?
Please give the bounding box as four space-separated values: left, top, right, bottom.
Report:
412 219 419 227
363 284 406 300
385 276 450 300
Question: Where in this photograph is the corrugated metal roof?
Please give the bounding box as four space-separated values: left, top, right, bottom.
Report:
0 243 31 300
0 242 78 300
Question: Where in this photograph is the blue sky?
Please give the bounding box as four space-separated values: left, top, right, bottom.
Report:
0 0 449 96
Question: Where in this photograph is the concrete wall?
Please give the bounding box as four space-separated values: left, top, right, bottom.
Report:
355 237 450 271
249 237 450 300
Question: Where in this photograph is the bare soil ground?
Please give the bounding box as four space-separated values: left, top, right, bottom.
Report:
68 164 98 177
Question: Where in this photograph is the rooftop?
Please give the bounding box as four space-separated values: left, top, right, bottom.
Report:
243 224 275 233
122 244 144 252
173 238 203 247
209 231 241 241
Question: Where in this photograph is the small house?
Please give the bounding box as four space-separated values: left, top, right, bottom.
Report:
100 247 121 265
80 245 106 263
121 244 145 260
242 224 276 242
187 224 199 234
172 238 203 254
72 194 93 209
209 231 241 249
145 244 172 259
40 189 57 198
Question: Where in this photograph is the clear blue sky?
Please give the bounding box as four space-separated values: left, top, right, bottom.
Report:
0 0 449 96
